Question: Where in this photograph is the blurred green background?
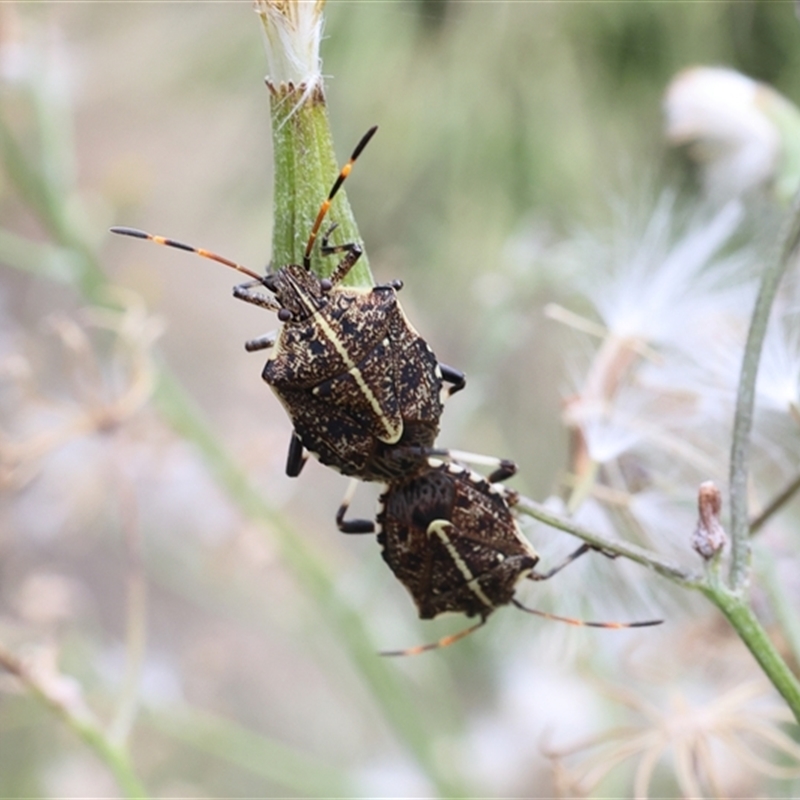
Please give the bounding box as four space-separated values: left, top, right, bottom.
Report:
2 1 800 797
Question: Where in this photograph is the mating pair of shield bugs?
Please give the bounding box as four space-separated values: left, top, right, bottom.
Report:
112 127 660 654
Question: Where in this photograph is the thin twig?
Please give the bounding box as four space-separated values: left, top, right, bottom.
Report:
756 549 800 670
729 192 800 592
514 495 705 589
515 494 800 722
109 458 147 747
0 643 150 798
749 471 800 534
699 582 800 722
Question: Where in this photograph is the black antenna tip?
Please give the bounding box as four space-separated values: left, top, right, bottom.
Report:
352 125 379 160
110 226 149 239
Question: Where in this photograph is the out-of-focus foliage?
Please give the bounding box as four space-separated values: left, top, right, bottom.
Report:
2 2 800 798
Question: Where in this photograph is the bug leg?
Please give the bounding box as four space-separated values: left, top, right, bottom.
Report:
374 279 404 292
244 330 277 353
528 543 593 581
235 278 268 291
528 542 619 582
336 479 375 534
519 542 662 629
488 461 517 484
233 280 282 313
319 224 364 286
391 448 517 485
429 449 517 484
285 431 308 478
439 363 466 397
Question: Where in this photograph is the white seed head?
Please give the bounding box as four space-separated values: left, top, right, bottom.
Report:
664 66 783 200
255 0 325 96
543 193 760 518
588 197 746 350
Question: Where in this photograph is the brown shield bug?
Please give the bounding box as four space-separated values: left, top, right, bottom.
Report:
338 456 662 655
111 127 465 481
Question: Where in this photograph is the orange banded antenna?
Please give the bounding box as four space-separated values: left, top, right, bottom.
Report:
380 619 487 658
512 600 663 629
380 604 662 657
303 125 378 270
110 226 264 283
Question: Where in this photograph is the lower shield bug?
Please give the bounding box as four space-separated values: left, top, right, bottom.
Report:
338 456 662 655
112 126 465 481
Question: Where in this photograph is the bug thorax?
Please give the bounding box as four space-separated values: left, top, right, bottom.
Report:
264 264 332 320
389 468 455 529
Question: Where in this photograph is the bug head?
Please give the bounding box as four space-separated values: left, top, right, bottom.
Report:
262 262 332 322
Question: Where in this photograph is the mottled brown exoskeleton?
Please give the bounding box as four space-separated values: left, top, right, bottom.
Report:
337 456 662 655
242 261 464 481
379 460 536 617
111 126 464 481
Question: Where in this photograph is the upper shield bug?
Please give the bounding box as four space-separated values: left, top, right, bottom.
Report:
111 127 465 481
337 456 662 655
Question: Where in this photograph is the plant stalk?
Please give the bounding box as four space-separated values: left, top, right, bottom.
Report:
514 495 705 588
729 191 800 592
516 495 800 721
700 580 800 722
269 82 372 286
0 645 150 799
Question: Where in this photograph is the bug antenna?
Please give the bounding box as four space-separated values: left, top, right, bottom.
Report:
110 226 264 282
380 618 486 657
512 599 663 629
303 125 378 270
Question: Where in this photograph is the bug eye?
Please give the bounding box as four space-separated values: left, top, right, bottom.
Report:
320 278 333 292
278 308 292 322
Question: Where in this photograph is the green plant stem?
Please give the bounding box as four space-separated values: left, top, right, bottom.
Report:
109 472 147 747
0 645 150 799
0 106 106 301
270 84 372 286
700 578 800 721
66 718 150 799
0 227 79 282
749 471 800 535
516 495 800 722
514 495 705 588
149 706 354 796
729 192 800 592
756 549 800 670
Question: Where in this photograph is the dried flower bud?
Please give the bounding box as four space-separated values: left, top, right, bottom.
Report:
692 480 727 560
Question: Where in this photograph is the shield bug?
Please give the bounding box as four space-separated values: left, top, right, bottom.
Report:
111 126 465 481
338 457 662 655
